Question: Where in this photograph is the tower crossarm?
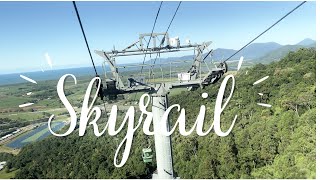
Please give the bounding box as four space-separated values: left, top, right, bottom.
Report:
95 50 125 89
188 41 212 80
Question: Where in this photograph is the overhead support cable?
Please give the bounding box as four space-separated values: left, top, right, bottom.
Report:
150 1 182 74
72 1 108 113
164 2 182 37
140 1 163 73
72 1 98 75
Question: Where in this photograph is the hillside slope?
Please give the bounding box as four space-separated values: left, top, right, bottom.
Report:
257 42 316 63
170 47 316 178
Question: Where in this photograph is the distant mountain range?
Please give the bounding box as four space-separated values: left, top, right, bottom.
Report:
296 38 316 46
146 38 316 64
256 38 316 63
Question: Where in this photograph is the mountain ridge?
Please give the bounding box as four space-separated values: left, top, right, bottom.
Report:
146 38 315 63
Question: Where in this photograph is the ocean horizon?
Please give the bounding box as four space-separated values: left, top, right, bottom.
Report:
0 66 105 86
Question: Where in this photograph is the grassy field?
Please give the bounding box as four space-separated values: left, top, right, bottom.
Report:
0 169 17 179
0 75 91 122
0 145 20 155
0 112 45 121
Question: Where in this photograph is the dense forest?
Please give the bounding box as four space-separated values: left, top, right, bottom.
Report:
2 48 316 178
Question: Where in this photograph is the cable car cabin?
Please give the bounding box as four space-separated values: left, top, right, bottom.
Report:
103 79 120 100
142 148 153 163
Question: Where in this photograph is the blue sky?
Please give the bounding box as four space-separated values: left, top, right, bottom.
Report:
0 1 316 74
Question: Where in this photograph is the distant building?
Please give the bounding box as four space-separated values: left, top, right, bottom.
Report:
12 129 20 134
0 134 12 141
0 161 6 171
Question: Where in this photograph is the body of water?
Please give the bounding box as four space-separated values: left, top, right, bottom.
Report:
6 122 65 149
